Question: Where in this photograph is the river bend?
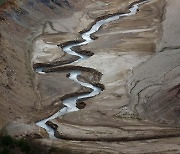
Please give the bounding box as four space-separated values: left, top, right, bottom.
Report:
36 0 148 139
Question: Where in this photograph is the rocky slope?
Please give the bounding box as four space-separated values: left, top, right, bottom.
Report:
0 0 80 134
0 0 180 153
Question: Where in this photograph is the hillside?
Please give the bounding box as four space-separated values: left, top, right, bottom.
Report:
0 0 180 153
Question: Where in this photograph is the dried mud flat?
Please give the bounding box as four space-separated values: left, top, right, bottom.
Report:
0 0 180 153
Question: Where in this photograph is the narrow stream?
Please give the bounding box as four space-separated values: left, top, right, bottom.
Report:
36 0 148 139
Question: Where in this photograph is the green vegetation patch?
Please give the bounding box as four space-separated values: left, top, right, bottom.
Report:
0 135 83 154
0 0 7 6
0 135 55 154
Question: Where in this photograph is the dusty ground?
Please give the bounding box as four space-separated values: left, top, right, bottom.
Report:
0 0 80 136
0 0 180 153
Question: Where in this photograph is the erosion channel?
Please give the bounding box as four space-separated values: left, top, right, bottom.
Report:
36 0 148 139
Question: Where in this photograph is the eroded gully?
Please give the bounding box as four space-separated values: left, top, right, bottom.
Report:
35 0 148 139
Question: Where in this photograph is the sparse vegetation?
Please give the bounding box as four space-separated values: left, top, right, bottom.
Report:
0 135 84 154
0 0 7 6
0 135 55 154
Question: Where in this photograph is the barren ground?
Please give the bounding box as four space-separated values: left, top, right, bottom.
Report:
0 0 180 153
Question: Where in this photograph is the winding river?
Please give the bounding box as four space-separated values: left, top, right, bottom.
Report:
36 0 148 139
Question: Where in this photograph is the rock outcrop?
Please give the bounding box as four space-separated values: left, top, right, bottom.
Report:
128 0 180 126
0 0 77 130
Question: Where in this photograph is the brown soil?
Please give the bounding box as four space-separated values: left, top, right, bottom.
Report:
1 0 180 153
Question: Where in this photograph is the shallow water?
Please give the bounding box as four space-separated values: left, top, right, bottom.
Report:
36 0 147 139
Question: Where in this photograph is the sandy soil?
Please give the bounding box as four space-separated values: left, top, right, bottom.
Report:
45 0 180 153
0 0 180 153
0 0 80 136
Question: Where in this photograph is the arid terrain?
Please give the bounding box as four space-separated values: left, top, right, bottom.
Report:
0 0 180 153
